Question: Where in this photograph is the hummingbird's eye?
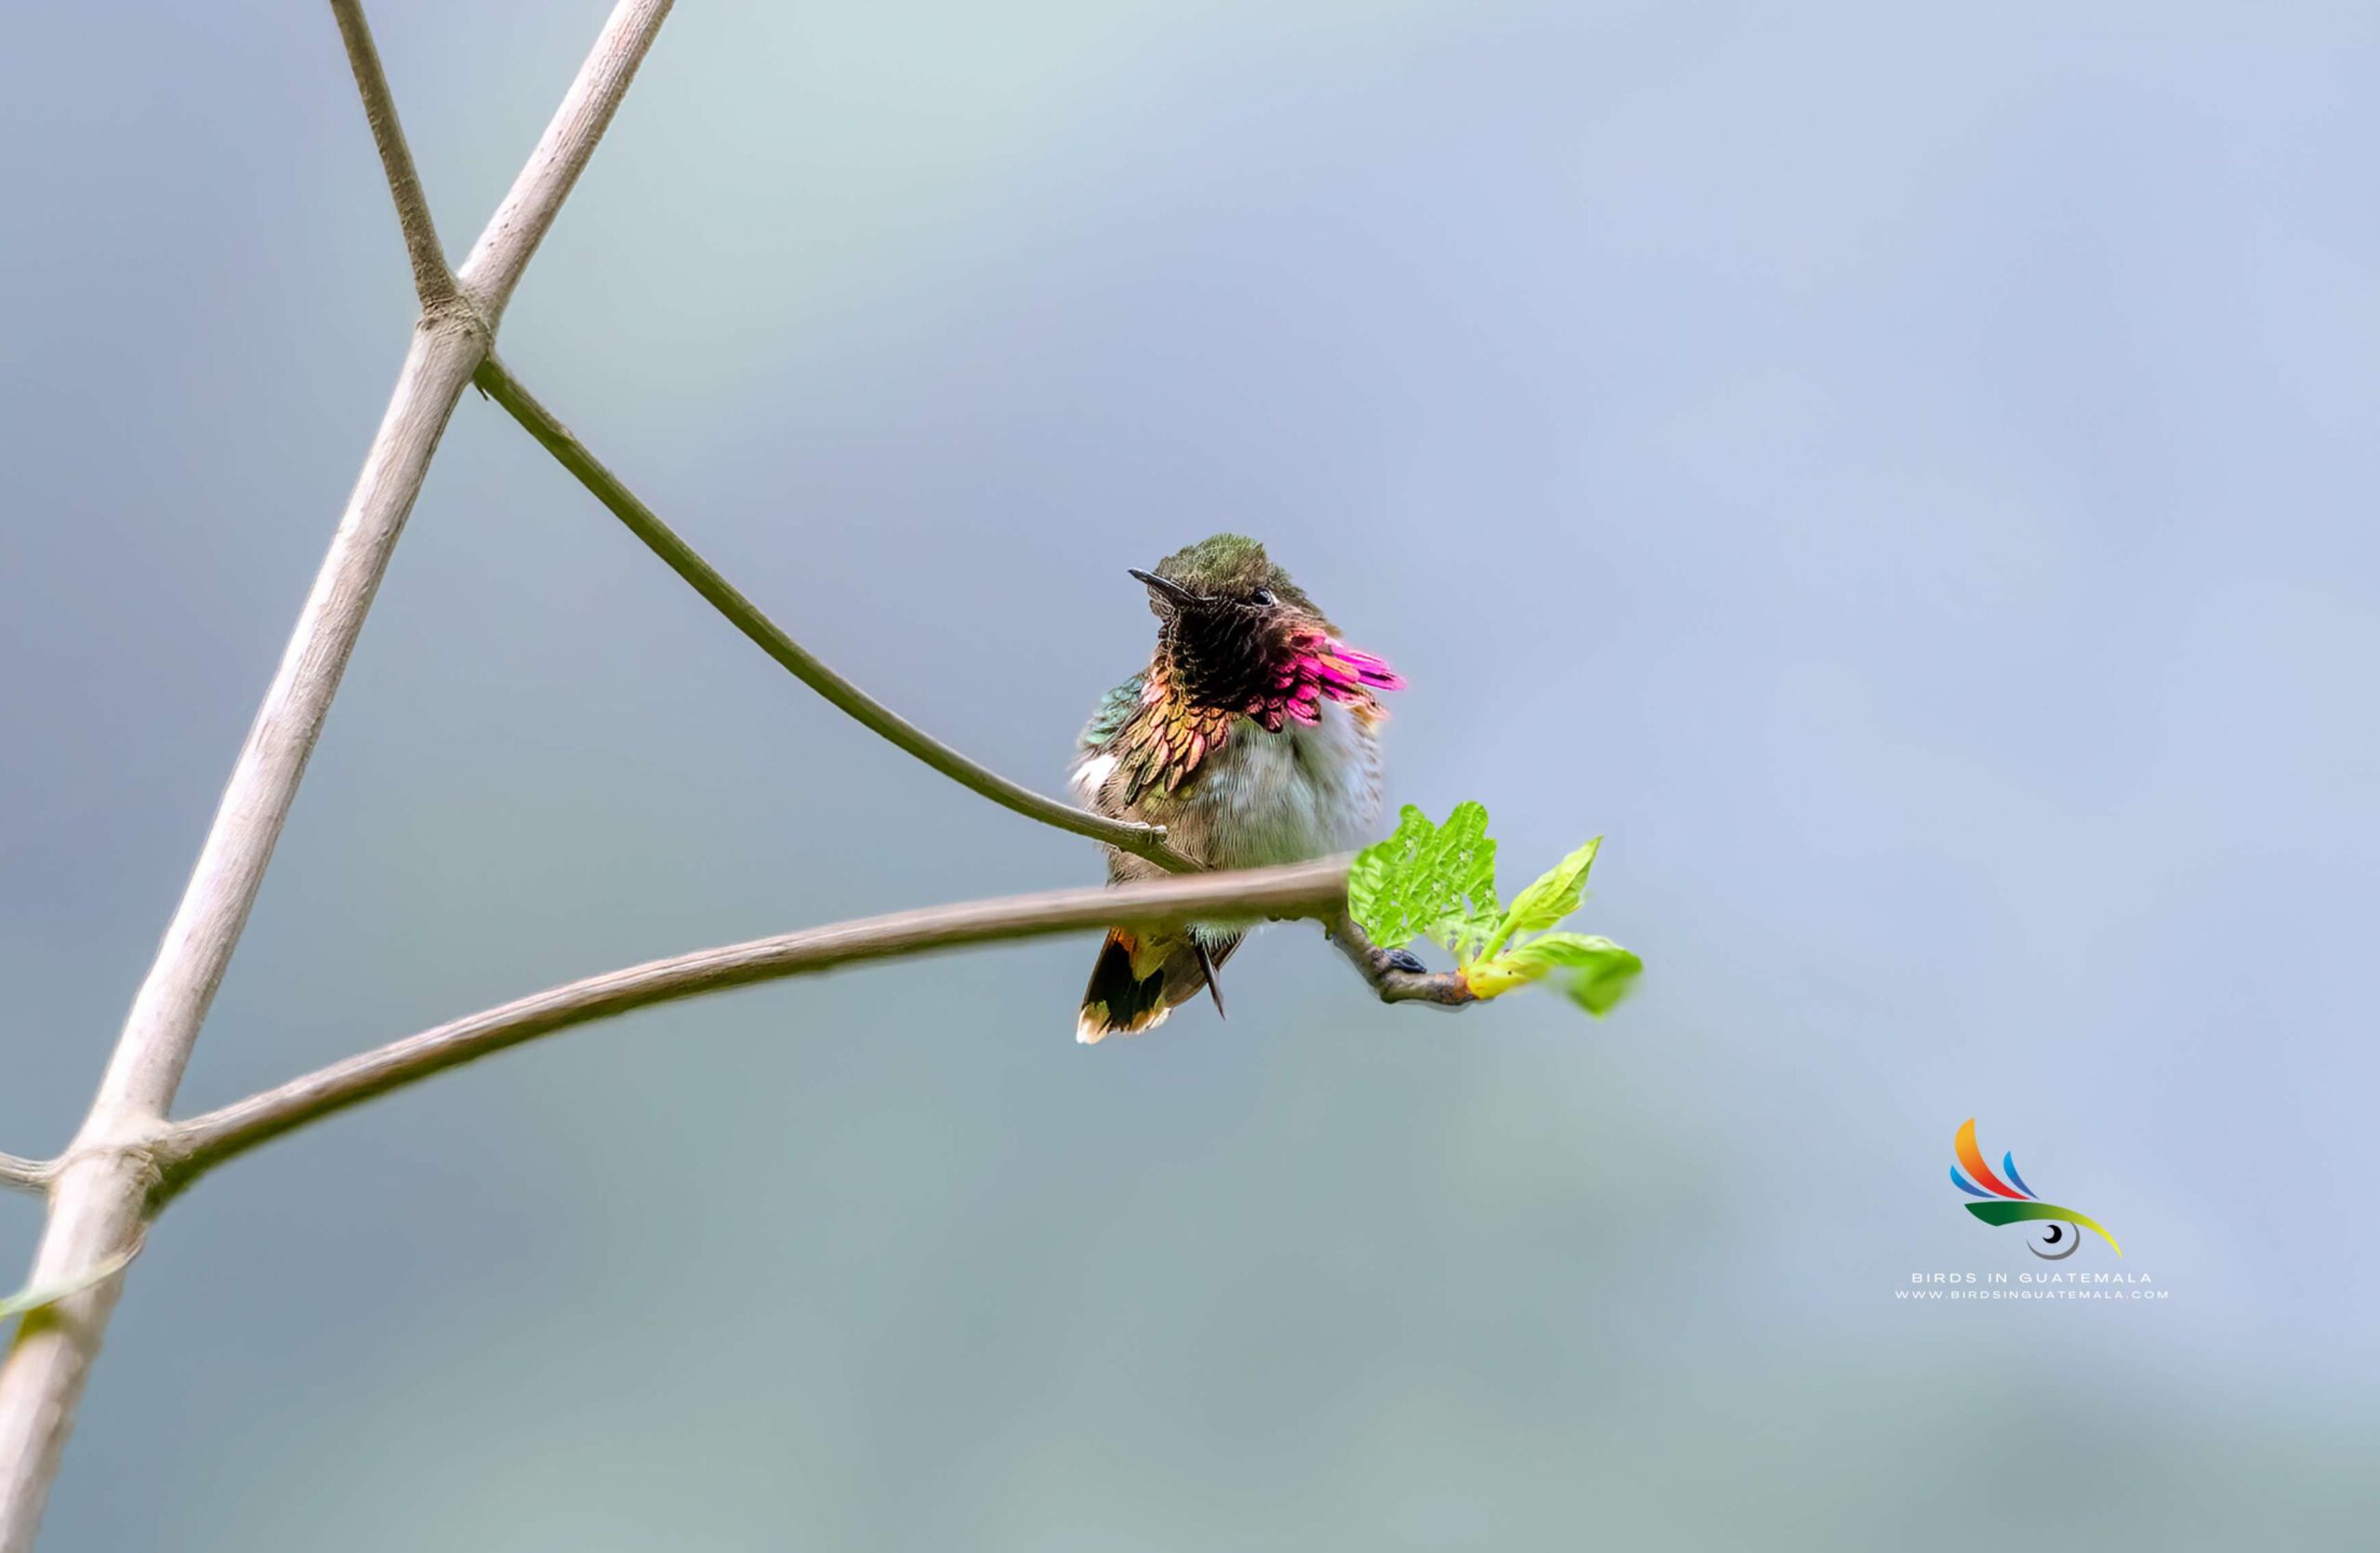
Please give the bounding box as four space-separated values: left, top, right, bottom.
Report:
1251 588 1276 607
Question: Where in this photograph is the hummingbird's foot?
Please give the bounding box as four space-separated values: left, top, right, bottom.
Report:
1381 948 1428 976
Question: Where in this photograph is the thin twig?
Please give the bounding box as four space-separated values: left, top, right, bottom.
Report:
0 5 676 1548
1325 912 1478 1007
0 1159 46 1199
329 0 455 309
160 861 1348 1188
472 356 1203 875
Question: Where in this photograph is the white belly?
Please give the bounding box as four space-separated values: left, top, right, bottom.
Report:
1173 699 1382 869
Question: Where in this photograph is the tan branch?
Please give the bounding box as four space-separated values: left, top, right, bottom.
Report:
472 356 1203 875
329 0 454 309
1325 913 1477 1008
0 5 676 1547
159 862 1348 1189
0 285 487 1553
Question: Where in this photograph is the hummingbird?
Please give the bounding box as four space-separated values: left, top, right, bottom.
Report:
1071 534 1406 1042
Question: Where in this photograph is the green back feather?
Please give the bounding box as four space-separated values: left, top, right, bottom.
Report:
1078 671 1147 751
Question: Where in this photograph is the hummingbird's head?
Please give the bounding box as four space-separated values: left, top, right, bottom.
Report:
1130 534 1400 726
1131 532 1318 619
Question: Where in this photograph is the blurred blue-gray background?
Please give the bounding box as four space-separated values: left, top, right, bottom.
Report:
5 2 2375 1547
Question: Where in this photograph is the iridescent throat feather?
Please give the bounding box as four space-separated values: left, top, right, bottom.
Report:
1097 624 1402 806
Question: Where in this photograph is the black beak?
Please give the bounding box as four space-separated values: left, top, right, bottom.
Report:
1129 567 1198 607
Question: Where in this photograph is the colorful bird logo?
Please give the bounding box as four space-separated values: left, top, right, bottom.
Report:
1950 1118 2121 1259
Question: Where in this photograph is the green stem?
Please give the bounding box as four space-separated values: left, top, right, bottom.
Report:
473 357 1201 875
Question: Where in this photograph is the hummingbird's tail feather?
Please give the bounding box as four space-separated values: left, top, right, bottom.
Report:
1076 928 1241 1044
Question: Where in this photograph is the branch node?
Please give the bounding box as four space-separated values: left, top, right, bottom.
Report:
419 291 494 352
41 1132 172 1209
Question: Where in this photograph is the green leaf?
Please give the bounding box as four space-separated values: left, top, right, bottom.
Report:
1346 805 1430 946
1501 930 1633 971
1353 806 1639 1017
1347 802 1501 958
1484 836 1601 958
1462 933 1641 1011
1559 944 1643 1016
